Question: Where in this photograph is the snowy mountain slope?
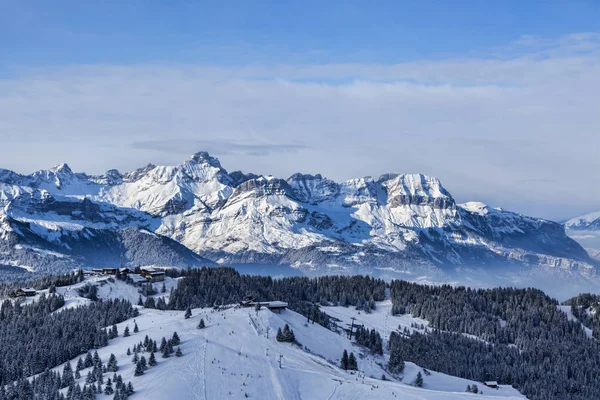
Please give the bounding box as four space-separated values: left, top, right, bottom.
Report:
322 299 429 342
0 215 213 274
31 279 524 399
0 152 595 281
564 210 600 261
565 211 600 231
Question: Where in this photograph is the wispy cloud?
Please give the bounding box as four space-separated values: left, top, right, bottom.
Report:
0 33 598 220
131 138 309 157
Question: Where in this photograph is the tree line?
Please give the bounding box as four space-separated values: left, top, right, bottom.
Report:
0 293 137 387
388 281 600 400
166 266 385 325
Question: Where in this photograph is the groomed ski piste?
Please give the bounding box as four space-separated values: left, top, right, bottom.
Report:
21 277 525 399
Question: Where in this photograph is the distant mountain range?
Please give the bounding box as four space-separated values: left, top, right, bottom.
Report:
564 211 600 262
565 211 600 232
0 152 596 292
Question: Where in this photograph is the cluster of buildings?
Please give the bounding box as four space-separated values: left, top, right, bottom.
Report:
14 266 165 298
88 266 165 284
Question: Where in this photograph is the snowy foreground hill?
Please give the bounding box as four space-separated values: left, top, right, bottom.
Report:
0 152 597 297
21 277 524 400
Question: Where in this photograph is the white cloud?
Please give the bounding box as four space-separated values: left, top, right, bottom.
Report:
0 33 599 220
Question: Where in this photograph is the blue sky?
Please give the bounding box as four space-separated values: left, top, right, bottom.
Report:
0 1 599 220
2 1 599 69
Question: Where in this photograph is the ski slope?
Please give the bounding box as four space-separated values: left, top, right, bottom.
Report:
8 277 525 399
557 305 593 339
322 299 430 338
41 300 525 399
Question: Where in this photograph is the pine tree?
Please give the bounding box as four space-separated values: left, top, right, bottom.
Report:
162 346 170 358
134 362 144 376
198 319 206 329
94 364 104 384
149 352 157 366
76 357 84 372
388 346 405 373
84 352 94 368
126 381 135 395
184 307 192 319
348 352 358 371
126 348 131 356
104 378 114 395
341 350 349 370
137 295 143 306
276 328 284 342
139 356 147 371
471 384 479 394
124 326 130 337
132 351 139 364
172 332 181 346
107 354 118 372
415 372 423 387
62 362 74 388
161 282 166 293
176 347 183 357
160 337 167 353
283 324 295 342
144 296 156 308
134 322 139 333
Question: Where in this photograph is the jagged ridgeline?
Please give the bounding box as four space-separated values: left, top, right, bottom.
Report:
0 151 594 282
388 282 600 400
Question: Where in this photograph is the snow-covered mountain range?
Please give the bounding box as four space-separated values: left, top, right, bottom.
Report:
565 211 600 232
565 211 600 262
0 152 596 284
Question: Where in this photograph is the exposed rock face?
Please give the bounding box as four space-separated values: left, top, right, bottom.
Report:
0 152 595 279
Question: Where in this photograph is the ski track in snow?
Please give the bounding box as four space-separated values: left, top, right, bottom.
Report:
21 278 526 400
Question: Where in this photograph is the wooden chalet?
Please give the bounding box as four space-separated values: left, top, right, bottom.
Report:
484 381 499 389
140 267 165 282
16 287 36 297
89 267 132 276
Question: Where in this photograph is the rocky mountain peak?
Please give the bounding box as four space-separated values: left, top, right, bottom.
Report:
50 163 73 175
185 151 223 169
